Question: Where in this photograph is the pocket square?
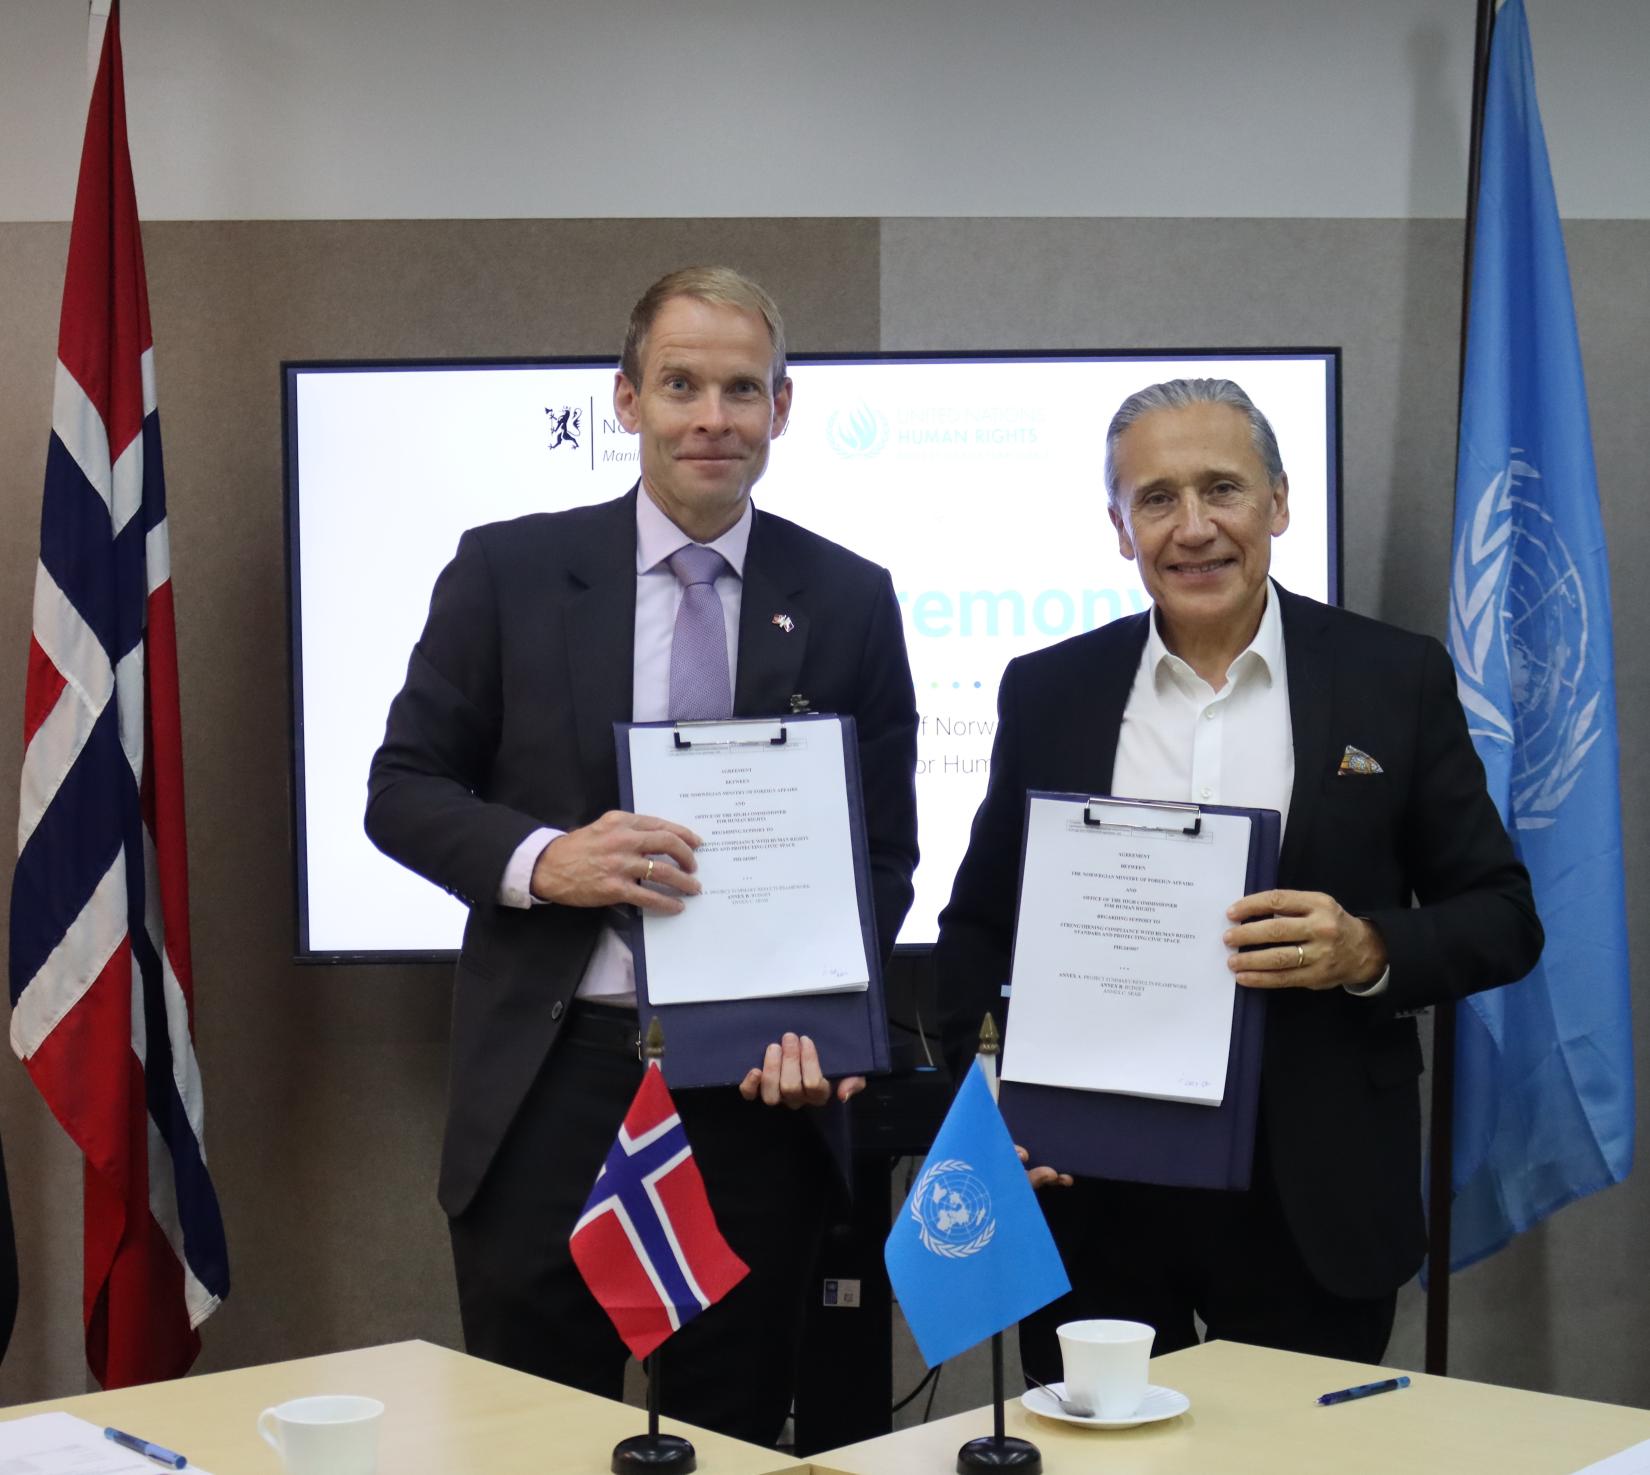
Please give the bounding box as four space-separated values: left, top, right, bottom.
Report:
1338 745 1384 776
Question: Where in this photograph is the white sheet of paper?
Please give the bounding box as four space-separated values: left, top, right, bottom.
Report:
1001 797 1251 1105
1572 1441 1650 1475
0 1413 216 1475
629 719 870 1004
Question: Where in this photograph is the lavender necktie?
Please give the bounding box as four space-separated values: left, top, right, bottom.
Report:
667 545 733 720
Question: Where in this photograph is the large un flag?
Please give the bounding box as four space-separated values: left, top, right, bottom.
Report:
1445 0 1633 1270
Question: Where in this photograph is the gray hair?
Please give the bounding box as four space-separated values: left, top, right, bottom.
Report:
1104 378 1285 504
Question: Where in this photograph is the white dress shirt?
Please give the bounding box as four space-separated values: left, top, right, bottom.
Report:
1112 582 1295 832
1112 584 1386 997
497 491 752 1007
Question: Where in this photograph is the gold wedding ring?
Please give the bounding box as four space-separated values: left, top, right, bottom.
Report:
643 858 655 884
1295 944 1305 969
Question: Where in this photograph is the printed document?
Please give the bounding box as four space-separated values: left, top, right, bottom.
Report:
1571 1440 1650 1475
628 718 869 1003
0 1413 216 1475
1002 797 1251 1105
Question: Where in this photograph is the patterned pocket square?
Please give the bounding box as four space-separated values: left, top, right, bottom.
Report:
1338 745 1385 775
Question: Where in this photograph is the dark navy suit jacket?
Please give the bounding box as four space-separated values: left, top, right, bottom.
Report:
367 488 919 1216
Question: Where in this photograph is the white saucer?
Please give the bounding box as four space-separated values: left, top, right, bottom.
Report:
1021 1382 1191 1429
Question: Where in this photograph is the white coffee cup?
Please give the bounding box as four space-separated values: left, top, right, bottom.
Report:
257 1395 383 1475
1056 1318 1156 1419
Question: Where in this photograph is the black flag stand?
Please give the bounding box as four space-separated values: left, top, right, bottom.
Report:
611 1020 696 1474
956 1016 1041 1474
956 1331 1041 1474
612 1350 695 1473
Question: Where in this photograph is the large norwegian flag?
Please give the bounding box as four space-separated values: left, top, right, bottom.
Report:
570 1063 748 1361
8 2 229 1388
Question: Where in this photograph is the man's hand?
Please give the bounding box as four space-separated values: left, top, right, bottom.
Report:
529 811 701 912
1015 1145 1073 1190
1224 888 1388 990
738 1033 863 1109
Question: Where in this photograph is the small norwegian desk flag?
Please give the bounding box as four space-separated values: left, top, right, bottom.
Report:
570 1062 748 1360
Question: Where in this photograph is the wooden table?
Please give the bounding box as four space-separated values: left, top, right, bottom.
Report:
809 1340 1650 1475
0 1339 809 1475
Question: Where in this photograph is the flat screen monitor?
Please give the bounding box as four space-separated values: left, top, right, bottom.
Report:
285 350 1340 961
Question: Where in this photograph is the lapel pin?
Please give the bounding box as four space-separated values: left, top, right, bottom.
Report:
772 612 795 634
789 693 812 714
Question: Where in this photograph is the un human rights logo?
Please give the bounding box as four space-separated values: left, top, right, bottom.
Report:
826 402 889 458
911 1158 996 1258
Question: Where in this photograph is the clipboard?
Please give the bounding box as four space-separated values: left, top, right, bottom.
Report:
615 712 890 1089
999 792 1281 1191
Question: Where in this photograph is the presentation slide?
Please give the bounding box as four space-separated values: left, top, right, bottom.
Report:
287 351 1337 958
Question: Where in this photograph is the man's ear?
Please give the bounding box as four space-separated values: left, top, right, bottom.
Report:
1270 474 1291 537
1109 502 1137 561
771 376 794 438
613 370 640 432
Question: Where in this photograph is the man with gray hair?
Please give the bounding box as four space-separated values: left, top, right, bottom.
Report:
937 377 1541 1370
368 266 918 1442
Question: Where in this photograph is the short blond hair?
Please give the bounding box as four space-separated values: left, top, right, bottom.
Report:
620 266 788 391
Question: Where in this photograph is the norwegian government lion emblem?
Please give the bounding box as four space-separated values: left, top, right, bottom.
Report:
545 405 582 450
911 1158 996 1258
1449 456 1603 831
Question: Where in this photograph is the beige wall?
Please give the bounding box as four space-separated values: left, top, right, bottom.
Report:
6 0 1649 222
2 214 1647 1412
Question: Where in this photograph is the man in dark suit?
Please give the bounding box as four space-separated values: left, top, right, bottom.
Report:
937 378 1541 1373
366 267 918 1444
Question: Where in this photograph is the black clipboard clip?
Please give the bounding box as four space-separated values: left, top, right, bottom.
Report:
1081 795 1203 838
671 718 789 751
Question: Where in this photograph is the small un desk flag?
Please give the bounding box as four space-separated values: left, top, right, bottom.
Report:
886 1060 1070 1368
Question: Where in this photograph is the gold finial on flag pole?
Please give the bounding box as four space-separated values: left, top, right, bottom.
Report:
975 1013 1001 1101
644 1016 665 1061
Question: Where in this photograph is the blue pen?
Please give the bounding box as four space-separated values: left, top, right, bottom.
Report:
1316 1375 1411 1407
103 1427 188 1468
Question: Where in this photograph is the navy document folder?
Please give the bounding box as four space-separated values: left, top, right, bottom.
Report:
616 713 890 1090
999 793 1282 1191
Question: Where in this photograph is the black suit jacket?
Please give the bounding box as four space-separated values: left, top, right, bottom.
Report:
367 489 919 1216
935 583 1542 1299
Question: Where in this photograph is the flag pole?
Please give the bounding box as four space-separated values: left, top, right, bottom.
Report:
612 1020 697 1474
86 0 113 87
644 1352 665 1441
1426 0 1497 1381
956 1017 1041 1475
991 1332 1007 1444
